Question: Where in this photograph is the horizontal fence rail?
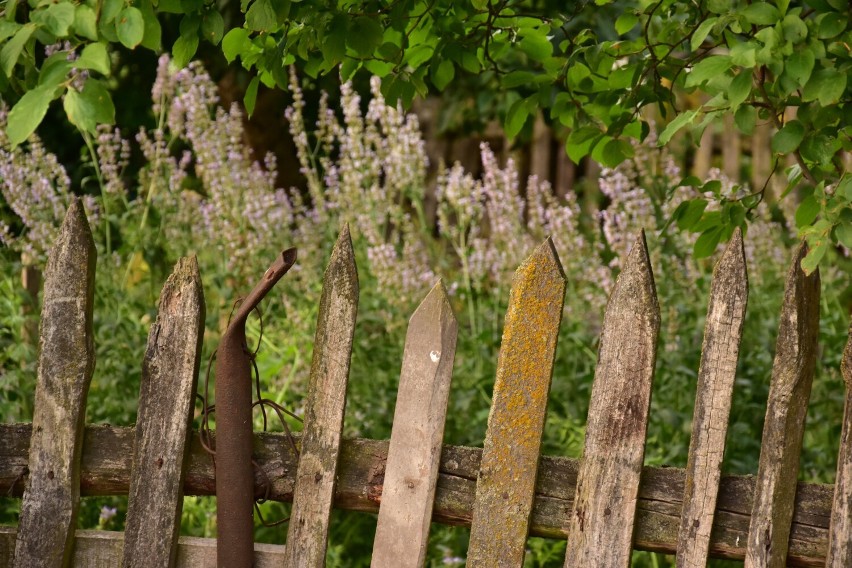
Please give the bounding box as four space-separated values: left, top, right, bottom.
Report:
0 424 835 566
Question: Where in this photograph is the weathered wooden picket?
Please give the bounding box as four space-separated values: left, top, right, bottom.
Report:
1 197 851 567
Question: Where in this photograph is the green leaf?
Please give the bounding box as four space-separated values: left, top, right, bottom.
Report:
817 13 845 39
519 33 552 61
727 70 752 108
691 17 718 51
115 7 144 49
734 105 756 134
201 11 224 44
431 59 454 91
1 24 35 77
76 42 111 76
566 126 602 163
836 221 852 249
6 82 58 146
615 12 638 35
730 42 757 68
795 194 820 227
785 49 814 86
36 1 75 37
222 28 249 63
802 69 847 106
781 14 807 43
101 0 123 24
800 132 839 165
63 79 115 134
685 56 732 88
677 199 709 231
0 22 20 44
771 120 805 153
139 1 162 51
658 109 697 145
246 0 277 32
244 76 259 117
39 53 73 86
172 32 199 68
502 70 537 88
505 98 529 139
347 16 383 56
73 4 98 40
322 15 347 65
741 2 779 25
694 226 722 259
800 241 827 274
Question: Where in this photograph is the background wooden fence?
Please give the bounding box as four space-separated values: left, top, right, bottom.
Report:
1 198 852 567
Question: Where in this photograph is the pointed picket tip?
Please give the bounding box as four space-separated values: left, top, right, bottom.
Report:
610 230 659 324
325 223 359 294
514 236 566 284
409 279 457 329
53 197 96 277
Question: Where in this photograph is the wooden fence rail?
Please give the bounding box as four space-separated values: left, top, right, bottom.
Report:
2 198 852 567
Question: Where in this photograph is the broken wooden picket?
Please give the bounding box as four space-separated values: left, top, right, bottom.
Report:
2 199 851 567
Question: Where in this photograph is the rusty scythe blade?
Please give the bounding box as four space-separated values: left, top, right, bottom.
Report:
215 248 297 568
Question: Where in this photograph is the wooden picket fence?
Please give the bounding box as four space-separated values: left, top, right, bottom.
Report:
1 198 852 567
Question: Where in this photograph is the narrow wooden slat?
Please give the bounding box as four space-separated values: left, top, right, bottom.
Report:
122 257 205 568
0 424 837 565
283 226 359 568
371 281 458 567
825 323 852 567
466 238 566 567
13 199 96 568
564 231 660 568
745 242 820 568
676 229 748 568
1 527 287 567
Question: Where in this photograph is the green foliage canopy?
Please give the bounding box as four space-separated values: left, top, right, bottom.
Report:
1 0 851 270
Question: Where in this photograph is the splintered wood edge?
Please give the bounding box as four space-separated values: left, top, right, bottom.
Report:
284 224 359 568
123 256 205 568
565 230 660 568
677 229 748 568
745 241 820 568
372 280 458 568
13 198 96 568
827 323 852 567
467 238 566 567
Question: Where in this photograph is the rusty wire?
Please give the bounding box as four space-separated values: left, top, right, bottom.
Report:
196 295 301 528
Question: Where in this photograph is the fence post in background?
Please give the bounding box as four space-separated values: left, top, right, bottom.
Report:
13 199 96 568
466 238 566 568
371 280 458 567
564 231 660 568
676 230 748 568
745 243 820 568
826 323 852 567
283 226 359 568
122 257 205 568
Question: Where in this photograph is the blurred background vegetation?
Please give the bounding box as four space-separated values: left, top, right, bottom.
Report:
1 1 851 566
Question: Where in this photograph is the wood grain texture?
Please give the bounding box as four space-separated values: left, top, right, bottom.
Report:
564 231 660 568
1 527 286 567
283 226 359 568
122 257 205 568
0 424 836 565
13 199 96 568
371 281 458 568
676 229 748 568
467 238 566 568
745 242 820 568
827 323 852 567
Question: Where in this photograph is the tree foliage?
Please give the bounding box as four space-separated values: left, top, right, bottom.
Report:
1 0 850 270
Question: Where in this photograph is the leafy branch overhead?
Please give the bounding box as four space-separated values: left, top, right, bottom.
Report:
1 0 850 271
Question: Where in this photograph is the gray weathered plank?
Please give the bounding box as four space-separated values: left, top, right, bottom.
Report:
745 242 820 568
371 281 458 568
283 225 359 568
0 424 836 565
564 231 660 568
826 322 852 567
676 229 748 568
466 238 566 567
122 257 205 568
13 199 96 568
1 527 286 567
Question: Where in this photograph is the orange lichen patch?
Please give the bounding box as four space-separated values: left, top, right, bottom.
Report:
467 238 567 566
